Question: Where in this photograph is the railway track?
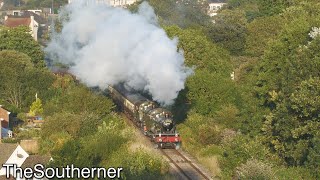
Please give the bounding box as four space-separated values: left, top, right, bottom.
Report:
121 113 213 180
160 149 212 180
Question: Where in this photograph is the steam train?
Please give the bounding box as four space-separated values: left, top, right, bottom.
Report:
107 85 181 149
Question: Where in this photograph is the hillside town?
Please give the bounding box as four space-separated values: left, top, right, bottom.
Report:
0 0 319 179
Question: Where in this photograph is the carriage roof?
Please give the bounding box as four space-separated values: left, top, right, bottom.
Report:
125 93 148 105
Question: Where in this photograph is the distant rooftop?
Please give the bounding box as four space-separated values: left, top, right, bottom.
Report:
0 143 18 166
4 17 31 27
21 155 51 169
4 11 47 27
22 11 47 24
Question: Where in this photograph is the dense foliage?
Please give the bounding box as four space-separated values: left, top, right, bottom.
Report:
0 26 46 67
161 0 320 179
129 0 211 28
1 0 320 179
0 50 54 111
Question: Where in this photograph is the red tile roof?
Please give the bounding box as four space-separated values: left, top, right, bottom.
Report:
4 17 31 28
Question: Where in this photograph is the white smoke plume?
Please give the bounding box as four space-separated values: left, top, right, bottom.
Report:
46 0 193 105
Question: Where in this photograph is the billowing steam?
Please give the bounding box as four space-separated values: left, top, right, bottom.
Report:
46 0 192 105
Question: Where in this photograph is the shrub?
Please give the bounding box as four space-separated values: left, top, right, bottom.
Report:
198 124 222 145
235 159 275 180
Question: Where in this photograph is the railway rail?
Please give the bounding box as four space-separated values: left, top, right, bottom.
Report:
122 113 213 180
160 149 212 180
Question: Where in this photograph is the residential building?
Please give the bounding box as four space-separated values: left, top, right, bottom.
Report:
21 155 51 170
0 106 13 139
6 9 42 16
0 144 51 179
208 0 226 17
0 105 11 129
4 11 47 41
0 106 16 139
1 128 13 139
0 144 29 177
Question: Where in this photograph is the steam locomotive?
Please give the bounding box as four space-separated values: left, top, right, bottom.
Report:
107 84 181 149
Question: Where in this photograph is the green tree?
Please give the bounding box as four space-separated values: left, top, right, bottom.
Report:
257 0 295 16
0 50 33 108
129 0 211 29
120 150 167 180
220 135 280 178
209 9 248 55
0 26 46 68
43 84 114 118
254 3 320 108
186 70 238 117
25 0 68 10
164 26 237 121
165 26 231 73
0 50 55 111
245 15 284 56
29 97 44 116
262 78 320 169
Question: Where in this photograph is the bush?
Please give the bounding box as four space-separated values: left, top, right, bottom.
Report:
215 104 240 128
108 148 169 180
1 138 19 143
199 144 223 157
220 135 282 178
235 159 275 180
198 124 222 145
15 128 41 140
275 166 317 180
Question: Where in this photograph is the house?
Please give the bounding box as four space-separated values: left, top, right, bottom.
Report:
0 144 51 179
0 144 29 177
0 105 11 129
208 0 226 17
0 105 12 140
21 155 51 170
6 10 42 16
4 11 47 41
68 0 139 7
1 128 13 139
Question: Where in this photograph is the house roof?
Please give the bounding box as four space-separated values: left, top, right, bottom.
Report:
4 10 47 28
0 143 18 165
0 175 15 180
4 17 31 27
21 155 51 169
0 106 10 113
22 11 47 24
